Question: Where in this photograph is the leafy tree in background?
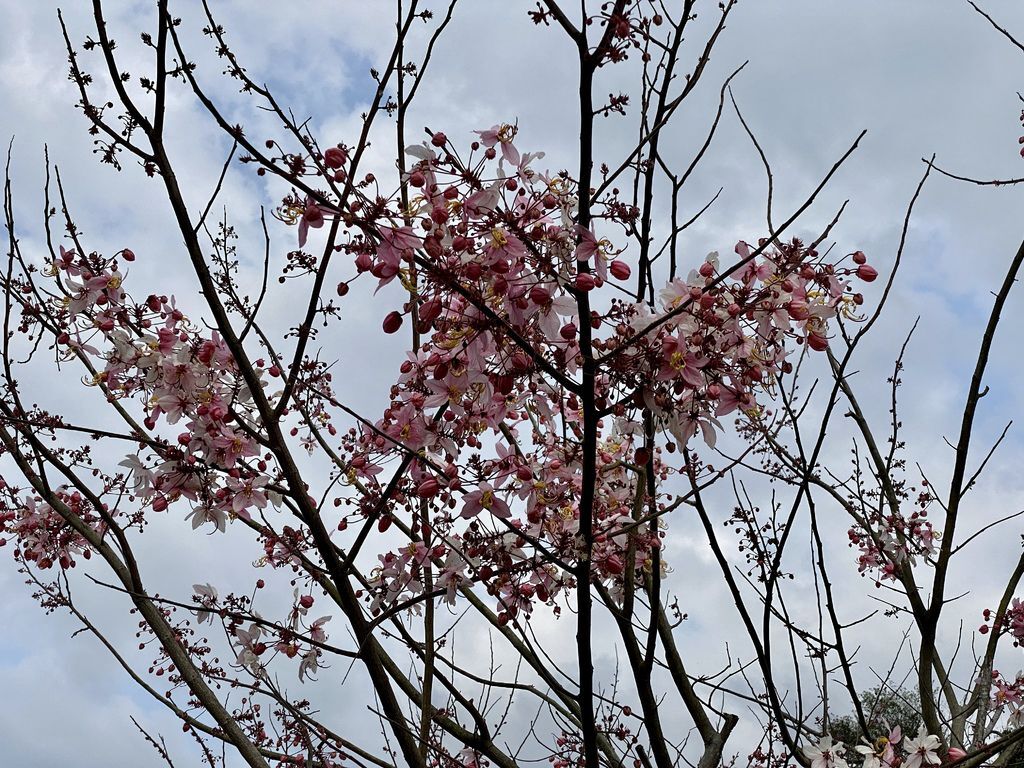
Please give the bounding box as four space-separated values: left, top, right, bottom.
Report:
831 688 922 758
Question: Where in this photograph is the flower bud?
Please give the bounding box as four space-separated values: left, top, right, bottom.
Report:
324 147 347 169
856 264 878 282
807 332 829 352
609 260 631 280
788 300 810 321
575 273 596 291
382 311 403 334
419 298 442 324
529 285 551 305
417 477 440 498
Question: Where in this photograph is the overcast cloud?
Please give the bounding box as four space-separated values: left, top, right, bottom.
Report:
3 1 1024 766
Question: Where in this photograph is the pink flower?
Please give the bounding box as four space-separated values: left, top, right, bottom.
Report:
298 198 330 248
192 583 219 624
384 403 429 450
476 123 521 166
186 504 227 533
461 483 511 519
656 336 707 388
212 429 258 468
573 225 609 278
227 475 269 520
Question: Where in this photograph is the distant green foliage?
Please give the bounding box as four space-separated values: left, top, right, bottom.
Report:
831 687 923 755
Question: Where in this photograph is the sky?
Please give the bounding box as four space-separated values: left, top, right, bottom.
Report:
3 1 1024 766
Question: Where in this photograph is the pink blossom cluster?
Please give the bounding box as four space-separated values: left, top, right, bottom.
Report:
48 246 277 529
12 127 877 632
191 583 332 682
848 504 937 583
985 670 1024 728
0 487 105 570
979 598 1024 646
287 126 875 620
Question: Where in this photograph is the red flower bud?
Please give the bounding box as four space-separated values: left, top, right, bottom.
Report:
575 273 596 291
788 300 810 321
431 132 447 147
609 260 631 280
856 264 878 282
382 311 403 334
299 595 314 609
807 332 829 352
324 147 347 169
529 285 551 305
417 477 440 498
121 248 135 262
559 322 577 340
419 298 442 324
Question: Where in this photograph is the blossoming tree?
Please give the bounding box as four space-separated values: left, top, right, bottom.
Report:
2 1 1024 767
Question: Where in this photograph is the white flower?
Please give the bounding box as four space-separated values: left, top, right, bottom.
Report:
803 736 849 768
854 744 881 768
192 583 218 624
903 726 941 768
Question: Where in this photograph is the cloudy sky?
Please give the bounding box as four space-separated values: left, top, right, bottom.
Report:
3 1 1024 766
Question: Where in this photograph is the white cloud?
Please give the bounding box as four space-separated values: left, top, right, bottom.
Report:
4 0 1024 764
